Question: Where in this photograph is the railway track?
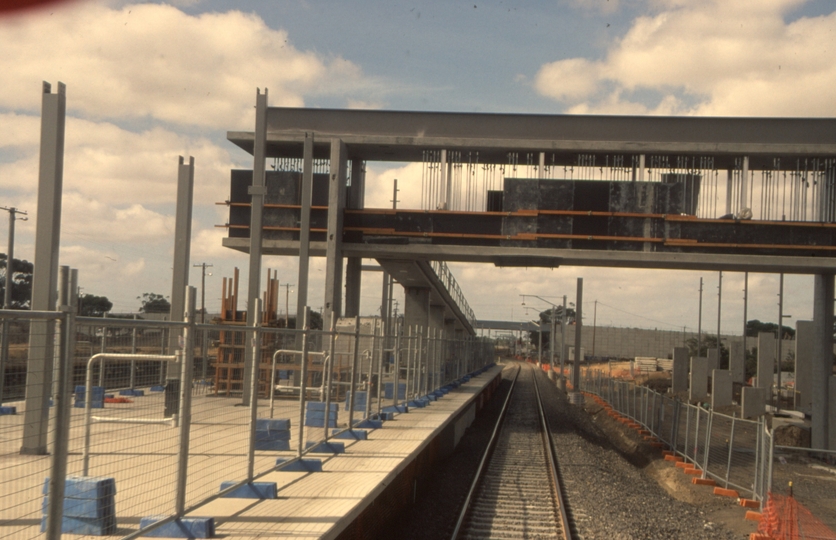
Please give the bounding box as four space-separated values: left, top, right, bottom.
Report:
452 362 572 540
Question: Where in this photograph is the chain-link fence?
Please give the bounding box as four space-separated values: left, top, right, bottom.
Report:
1 282 495 539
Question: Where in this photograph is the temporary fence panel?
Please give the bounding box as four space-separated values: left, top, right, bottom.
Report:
768 446 836 536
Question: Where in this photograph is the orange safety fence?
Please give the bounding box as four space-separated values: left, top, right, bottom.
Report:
758 487 836 540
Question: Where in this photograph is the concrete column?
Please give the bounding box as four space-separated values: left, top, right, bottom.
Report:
344 160 365 318
168 156 194 355
672 347 689 393
21 82 66 455
795 320 814 414
429 305 445 332
756 332 775 391
323 139 347 326
403 287 430 333
571 278 583 402
830 376 836 450
812 274 833 449
295 133 314 344
742 387 766 419
711 369 732 409
707 348 719 372
729 339 745 384
242 89 268 406
689 357 708 402
344 260 361 318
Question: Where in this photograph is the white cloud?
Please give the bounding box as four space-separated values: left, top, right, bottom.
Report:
0 2 372 129
535 0 836 116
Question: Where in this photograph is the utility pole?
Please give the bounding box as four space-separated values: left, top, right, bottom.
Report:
698 277 703 355
592 299 598 357
1 206 27 406
1 207 27 310
193 262 213 324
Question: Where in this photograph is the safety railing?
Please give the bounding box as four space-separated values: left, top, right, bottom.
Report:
579 369 774 508
429 260 476 328
2 283 494 540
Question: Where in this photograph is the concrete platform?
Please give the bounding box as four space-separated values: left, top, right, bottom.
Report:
0 364 502 539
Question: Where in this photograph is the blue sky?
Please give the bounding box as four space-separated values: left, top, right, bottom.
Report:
0 0 834 336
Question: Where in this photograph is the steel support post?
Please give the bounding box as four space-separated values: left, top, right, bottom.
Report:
169 157 194 356
393 320 401 408
45 267 72 540
348 316 360 427
323 139 347 327
812 273 833 449
295 135 315 352
175 286 196 515
247 298 263 480
572 278 583 397
323 313 336 441
365 323 378 419
22 82 66 456
243 89 268 406
297 308 311 457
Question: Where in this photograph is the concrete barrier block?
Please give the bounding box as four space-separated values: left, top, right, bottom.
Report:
409 399 427 408
150 385 165 392
275 458 323 472
255 418 291 432
42 495 114 519
45 476 116 499
742 387 766 419
41 515 116 535
711 369 733 409
344 391 367 411
304 418 337 428
425 394 438 402
331 429 368 440
305 410 338 421
255 430 291 441
382 404 407 414
355 418 383 429
254 439 290 451
384 382 406 400
306 402 339 412
139 517 215 538
378 412 395 421
305 441 345 454
689 357 708 402
219 481 278 499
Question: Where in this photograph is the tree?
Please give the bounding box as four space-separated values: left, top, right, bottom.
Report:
79 294 112 317
0 254 33 309
138 293 171 314
746 319 795 339
684 334 730 368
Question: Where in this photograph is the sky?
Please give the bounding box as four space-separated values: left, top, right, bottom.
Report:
0 0 834 335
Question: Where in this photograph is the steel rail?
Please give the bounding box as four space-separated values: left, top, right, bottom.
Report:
533 365 575 540
450 364 520 540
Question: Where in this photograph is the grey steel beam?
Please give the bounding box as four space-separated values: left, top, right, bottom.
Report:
243 89 268 406
323 139 347 326
296 133 314 341
22 82 66 455
344 159 365 318
228 108 836 163
168 156 194 355
221 237 836 274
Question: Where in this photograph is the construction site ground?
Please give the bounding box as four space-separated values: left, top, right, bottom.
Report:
581 395 760 538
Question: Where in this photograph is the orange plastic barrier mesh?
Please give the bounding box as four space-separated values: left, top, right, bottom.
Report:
758 490 836 540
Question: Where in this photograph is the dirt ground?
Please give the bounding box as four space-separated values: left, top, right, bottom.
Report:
582 397 760 539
